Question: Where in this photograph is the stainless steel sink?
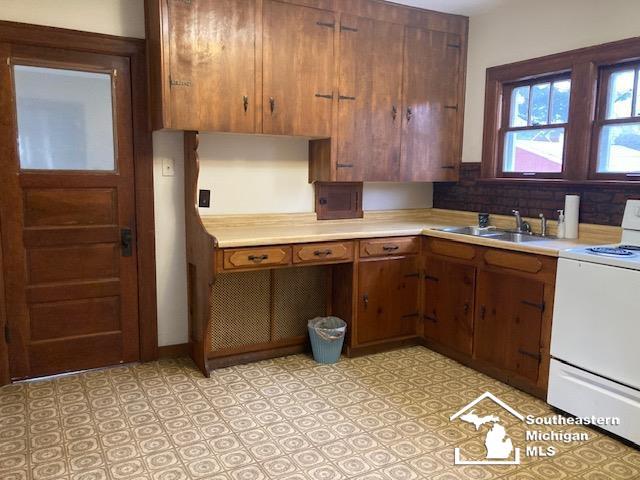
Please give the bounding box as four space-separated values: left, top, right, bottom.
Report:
435 226 554 243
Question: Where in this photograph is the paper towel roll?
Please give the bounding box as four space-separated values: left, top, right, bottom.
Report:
564 195 580 239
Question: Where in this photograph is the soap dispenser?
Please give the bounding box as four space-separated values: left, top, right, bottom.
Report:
557 209 566 239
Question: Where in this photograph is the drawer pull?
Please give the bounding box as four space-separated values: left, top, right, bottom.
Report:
248 254 269 263
313 249 333 257
382 245 400 252
423 314 437 323
402 312 419 319
424 274 439 282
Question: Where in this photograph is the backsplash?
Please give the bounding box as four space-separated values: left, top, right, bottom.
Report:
433 163 640 226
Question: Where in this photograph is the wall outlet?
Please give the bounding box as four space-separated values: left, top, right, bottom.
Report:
162 158 175 177
198 189 211 208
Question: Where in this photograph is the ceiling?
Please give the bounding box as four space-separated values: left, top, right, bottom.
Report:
391 0 509 16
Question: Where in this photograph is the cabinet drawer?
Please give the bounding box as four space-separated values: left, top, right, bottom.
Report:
293 241 354 264
359 237 420 258
428 238 477 260
484 249 543 274
222 246 292 270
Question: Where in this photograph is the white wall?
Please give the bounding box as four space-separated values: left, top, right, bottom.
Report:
462 0 640 163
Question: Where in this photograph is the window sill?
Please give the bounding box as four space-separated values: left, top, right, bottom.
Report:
477 177 640 187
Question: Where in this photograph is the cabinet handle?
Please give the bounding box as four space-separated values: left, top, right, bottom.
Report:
406 107 413 122
424 274 439 282
248 254 269 263
314 249 333 257
423 313 437 323
269 97 275 114
518 348 542 361
392 105 397 121
243 95 249 113
382 245 399 252
315 93 334 99
363 294 369 308
521 300 545 311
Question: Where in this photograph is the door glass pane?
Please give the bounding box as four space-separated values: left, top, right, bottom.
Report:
550 79 571 124
509 86 529 127
530 82 550 126
597 123 640 173
14 65 115 171
503 128 565 173
606 69 635 120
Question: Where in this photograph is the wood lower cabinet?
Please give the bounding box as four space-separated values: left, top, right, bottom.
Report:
423 256 475 356
149 0 257 132
356 256 420 345
262 0 335 137
474 270 545 383
400 28 463 182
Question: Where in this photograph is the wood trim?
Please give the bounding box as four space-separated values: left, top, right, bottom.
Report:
158 343 190 358
0 216 8 385
0 22 157 382
482 35 640 184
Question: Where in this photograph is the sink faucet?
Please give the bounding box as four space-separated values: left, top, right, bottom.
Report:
539 213 548 237
512 210 531 233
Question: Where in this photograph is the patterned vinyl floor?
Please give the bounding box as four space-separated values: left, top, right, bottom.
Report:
0 347 638 480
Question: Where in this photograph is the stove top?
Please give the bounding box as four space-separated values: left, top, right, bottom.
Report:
586 246 638 257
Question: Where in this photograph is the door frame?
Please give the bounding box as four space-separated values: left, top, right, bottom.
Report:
0 21 158 384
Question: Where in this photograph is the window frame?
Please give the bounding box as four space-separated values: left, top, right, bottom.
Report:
481 36 640 184
590 62 640 181
498 74 571 179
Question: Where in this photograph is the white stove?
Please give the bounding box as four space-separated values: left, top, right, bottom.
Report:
559 199 640 269
548 199 640 446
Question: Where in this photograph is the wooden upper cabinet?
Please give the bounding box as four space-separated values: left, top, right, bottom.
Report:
400 28 463 182
162 0 257 132
335 16 404 182
262 1 335 137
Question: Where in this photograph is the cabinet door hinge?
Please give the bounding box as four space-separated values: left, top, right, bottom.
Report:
170 77 192 88
521 300 545 312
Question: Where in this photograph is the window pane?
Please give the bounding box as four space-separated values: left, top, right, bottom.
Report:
510 86 529 127
606 69 635 119
597 123 640 173
550 80 571 124
14 65 115 171
503 128 564 173
530 83 550 126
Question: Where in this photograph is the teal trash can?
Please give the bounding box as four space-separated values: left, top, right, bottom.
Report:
308 316 346 364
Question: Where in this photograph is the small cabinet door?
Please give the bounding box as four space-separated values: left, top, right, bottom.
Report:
474 270 544 382
357 257 419 345
336 15 404 181
400 27 462 181
262 0 335 137
167 0 256 132
423 257 475 355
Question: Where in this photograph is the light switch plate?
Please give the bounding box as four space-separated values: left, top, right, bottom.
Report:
162 158 175 177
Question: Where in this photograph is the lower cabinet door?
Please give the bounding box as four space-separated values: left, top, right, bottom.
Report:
357 257 419 344
474 269 544 382
423 256 475 355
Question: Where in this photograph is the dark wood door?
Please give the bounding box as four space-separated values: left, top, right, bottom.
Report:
263 0 335 137
423 257 475 355
474 270 544 382
400 28 462 182
336 15 404 181
357 257 419 344
167 0 256 132
0 45 140 379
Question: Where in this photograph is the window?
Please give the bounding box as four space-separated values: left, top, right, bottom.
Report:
482 36 640 183
501 77 571 176
594 64 640 177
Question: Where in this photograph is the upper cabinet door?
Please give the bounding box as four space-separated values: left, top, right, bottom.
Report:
336 16 404 182
167 0 256 133
400 28 463 181
262 1 335 137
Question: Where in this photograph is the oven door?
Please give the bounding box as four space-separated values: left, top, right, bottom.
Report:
551 258 640 390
